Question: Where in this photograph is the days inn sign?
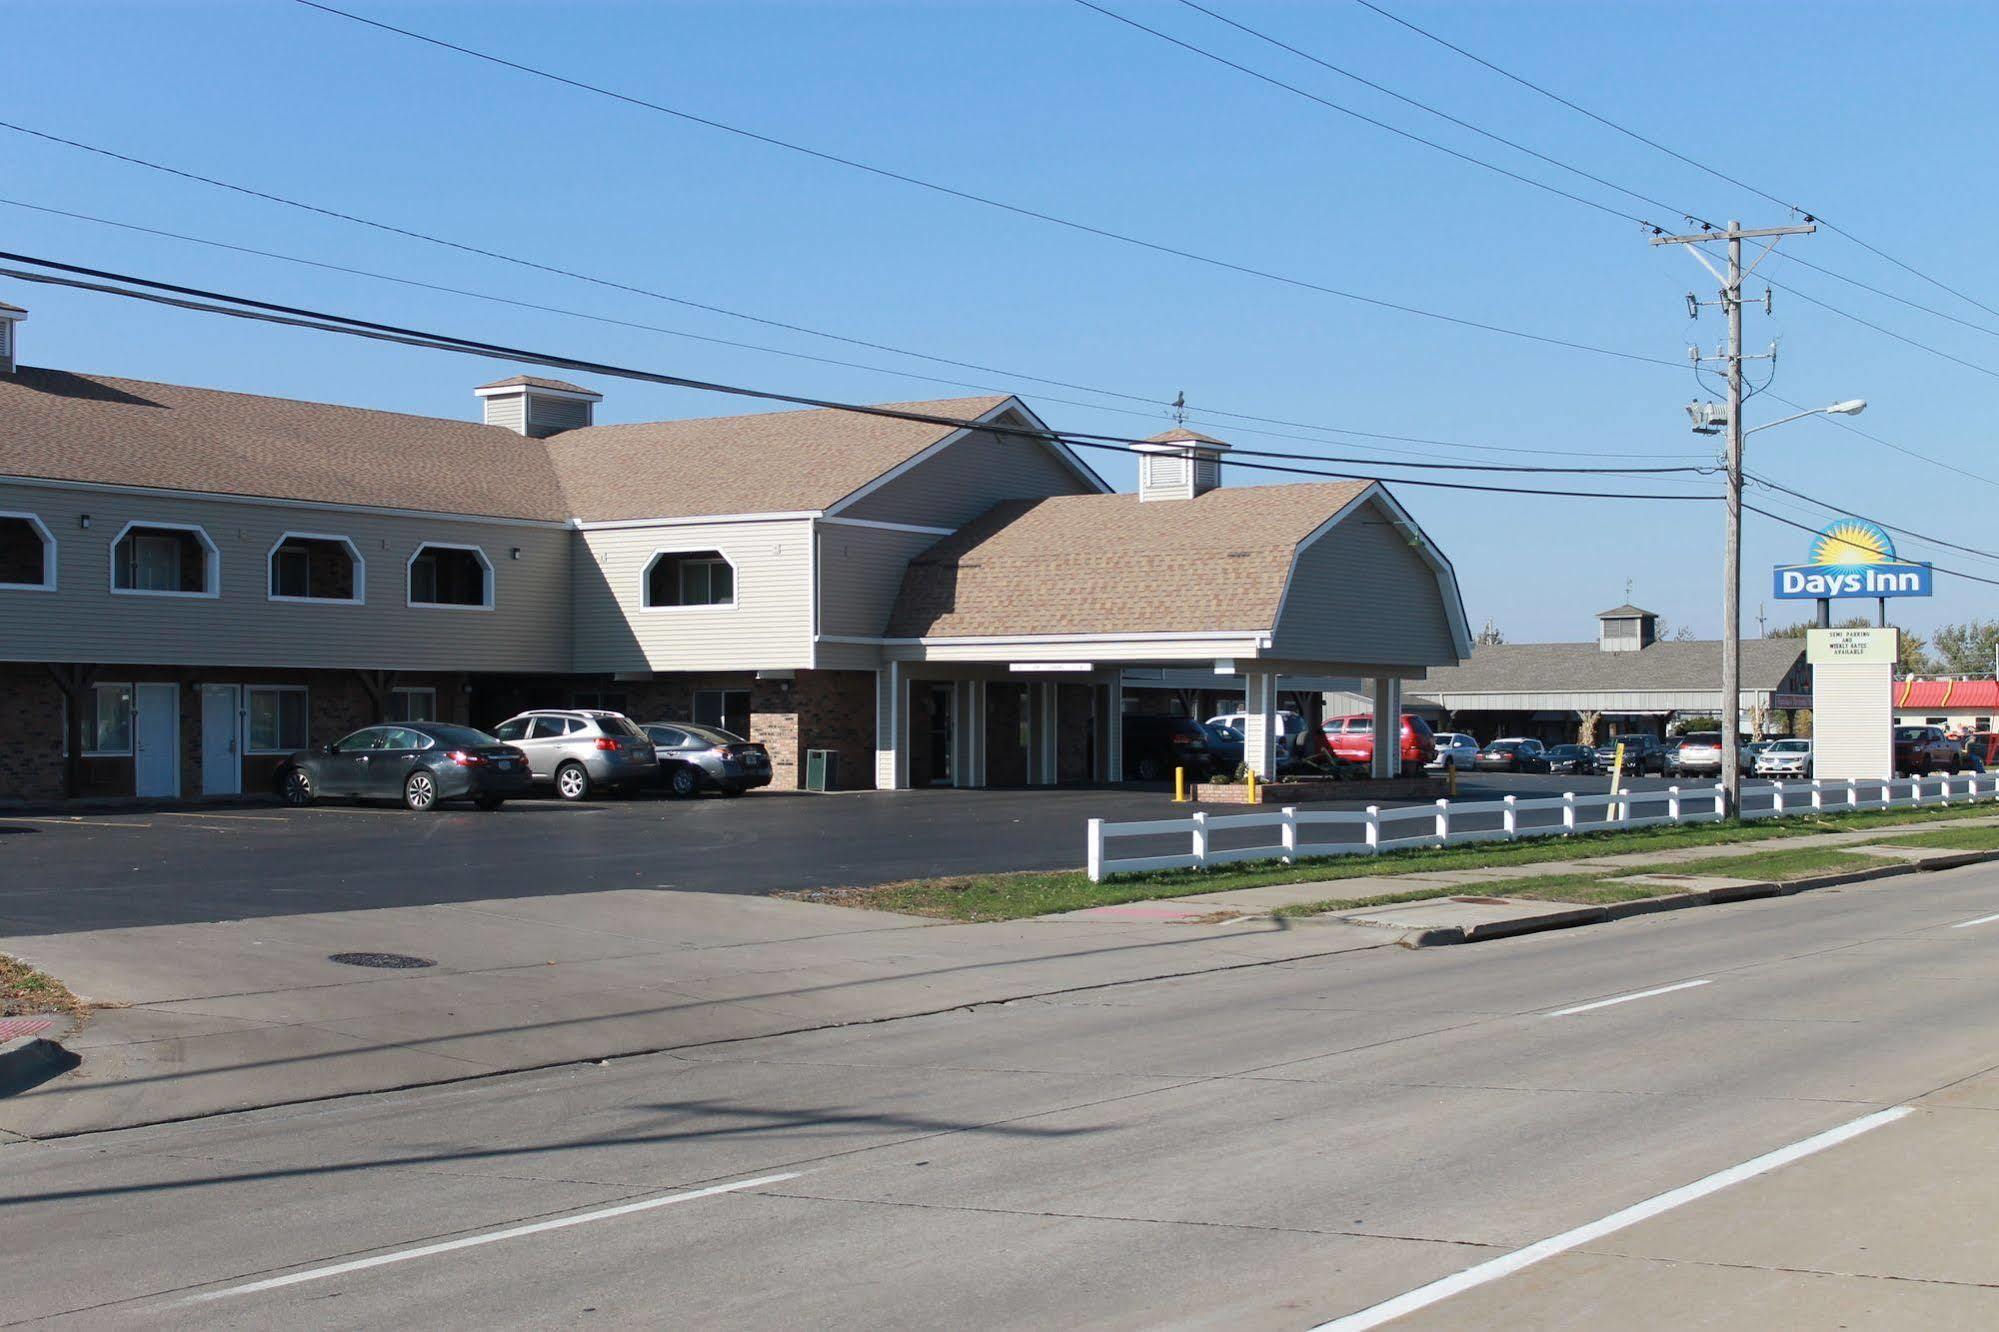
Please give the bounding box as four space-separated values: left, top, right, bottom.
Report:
1772 519 1931 600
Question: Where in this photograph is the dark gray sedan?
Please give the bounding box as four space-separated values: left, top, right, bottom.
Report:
641 722 773 797
277 723 532 811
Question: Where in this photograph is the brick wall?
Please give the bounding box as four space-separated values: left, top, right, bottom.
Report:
0 663 64 801
1057 682 1095 783
987 682 1029 786
794 669 875 791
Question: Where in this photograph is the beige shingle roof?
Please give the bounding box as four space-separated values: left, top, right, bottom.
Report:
0 367 571 521
476 374 598 395
0 369 1017 523
547 395 1014 522
887 481 1371 638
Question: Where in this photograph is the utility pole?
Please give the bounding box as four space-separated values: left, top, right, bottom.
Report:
1652 218 1815 816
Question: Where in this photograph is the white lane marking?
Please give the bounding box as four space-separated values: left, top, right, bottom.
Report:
1309 1106 1914 1331
185 1171 801 1303
1950 911 1999 929
0 816 152 828
1544 978 1712 1016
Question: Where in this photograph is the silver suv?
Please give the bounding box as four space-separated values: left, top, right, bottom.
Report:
489 710 658 801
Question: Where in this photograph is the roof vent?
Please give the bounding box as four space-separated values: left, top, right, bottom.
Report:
474 374 603 438
0 299 25 376
1133 427 1229 502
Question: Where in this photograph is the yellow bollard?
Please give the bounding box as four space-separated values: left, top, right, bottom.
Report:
1247 770 1259 804
1174 766 1187 803
1447 764 1458 798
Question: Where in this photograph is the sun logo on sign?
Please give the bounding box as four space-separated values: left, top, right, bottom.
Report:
1811 519 1895 567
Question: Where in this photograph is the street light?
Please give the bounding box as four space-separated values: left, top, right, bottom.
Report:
1743 399 1867 435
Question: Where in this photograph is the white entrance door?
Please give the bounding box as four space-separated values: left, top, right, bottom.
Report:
200 684 241 795
134 682 180 798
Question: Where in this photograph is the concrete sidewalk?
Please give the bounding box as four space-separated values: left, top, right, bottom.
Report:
0 889 1386 1138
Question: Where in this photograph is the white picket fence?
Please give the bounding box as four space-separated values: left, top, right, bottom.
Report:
1084 774 1999 882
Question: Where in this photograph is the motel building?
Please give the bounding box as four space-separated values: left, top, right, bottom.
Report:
0 300 1471 802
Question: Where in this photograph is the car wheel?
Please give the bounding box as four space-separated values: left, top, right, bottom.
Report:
403 771 438 812
555 762 592 802
1134 755 1165 782
279 766 315 807
669 765 701 799
474 795 506 811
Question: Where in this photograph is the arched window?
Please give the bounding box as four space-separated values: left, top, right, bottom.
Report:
110 521 218 597
0 511 54 591
268 533 364 603
643 550 736 608
408 543 492 609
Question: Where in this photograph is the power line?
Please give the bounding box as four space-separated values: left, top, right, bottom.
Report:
1761 390 1999 494
0 195 1710 466
0 250 1720 503
1165 0 1715 228
1745 503 1999 589
1745 470 1999 565
245 6 1685 369
1074 0 1678 230
1346 0 1999 324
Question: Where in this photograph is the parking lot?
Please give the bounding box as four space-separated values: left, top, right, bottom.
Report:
0 772 1760 938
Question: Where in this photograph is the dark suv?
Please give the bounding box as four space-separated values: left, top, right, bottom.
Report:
1123 715 1213 782
1594 733 1669 776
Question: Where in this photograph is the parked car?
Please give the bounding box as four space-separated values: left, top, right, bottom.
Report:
1754 738 1813 778
1963 732 1999 767
277 722 530 811
1427 731 1481 771
1475 738 1549 772
1668 732 1729 776
1207 710 1311 763
488 709 659 800
1201 721 1245 774
1322 713 1438 774
642 722 772 797
1595 733 1669 776
1124 714 1213 781
1543 743 1598 775
1894 725 1963 776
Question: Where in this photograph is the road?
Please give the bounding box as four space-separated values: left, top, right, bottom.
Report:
0 774 1760 937
6 856 1997 1327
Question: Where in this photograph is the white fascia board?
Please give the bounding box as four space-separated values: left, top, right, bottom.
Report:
0 473 570 529
818 515 955 536
828 629 1271 647
571 510 821 531
474 384 602 403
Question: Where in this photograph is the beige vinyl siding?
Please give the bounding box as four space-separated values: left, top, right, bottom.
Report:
1271 498 1460 667
0 480 571 671
572 517 813 673
835 425 1100 530
817 523 939 638
482 394 527 434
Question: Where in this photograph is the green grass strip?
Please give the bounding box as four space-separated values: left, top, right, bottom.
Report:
1617 847 1880 883
1863 825 1999 852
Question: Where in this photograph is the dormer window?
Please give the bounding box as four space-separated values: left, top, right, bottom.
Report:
644 550 736 608
269 533 363 603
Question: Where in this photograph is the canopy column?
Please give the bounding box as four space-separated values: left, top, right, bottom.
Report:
1370 676 1403 778
1241 671 1279 780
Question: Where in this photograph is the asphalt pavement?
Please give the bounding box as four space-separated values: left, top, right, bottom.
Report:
0 775 1741 937
6 856 1998 1327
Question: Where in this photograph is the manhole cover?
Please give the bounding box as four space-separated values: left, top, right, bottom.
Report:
327 952 437 969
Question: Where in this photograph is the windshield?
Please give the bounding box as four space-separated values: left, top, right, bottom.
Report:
1489 741 1520 752
682 724 746 745
1206 723 1243 742
1548 746 1581 757
1894 727 1931 741
1769 740 1810 753
596 715 649 740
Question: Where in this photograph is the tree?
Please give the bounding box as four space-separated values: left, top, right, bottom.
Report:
1652 617 1698 642
1929 619 1999 676
1769 616 1936 674
1474 617 1506 647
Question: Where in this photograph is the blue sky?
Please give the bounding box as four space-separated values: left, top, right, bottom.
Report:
5 0 1996 641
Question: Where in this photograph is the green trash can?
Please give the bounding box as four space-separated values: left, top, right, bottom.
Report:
805 748 839 792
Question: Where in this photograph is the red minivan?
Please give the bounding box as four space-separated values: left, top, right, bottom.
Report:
1321 713 1437 774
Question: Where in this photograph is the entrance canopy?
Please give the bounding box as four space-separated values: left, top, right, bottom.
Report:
869 481 1470 786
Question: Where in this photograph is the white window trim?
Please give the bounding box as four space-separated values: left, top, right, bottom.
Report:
244 684 311 755
266 531 366 605
83 681 135 757
0 510 56 592
107 519 220 599
641 548 740 612
406 542 494 612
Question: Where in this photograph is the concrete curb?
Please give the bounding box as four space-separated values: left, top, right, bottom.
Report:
1394 844 1999 947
